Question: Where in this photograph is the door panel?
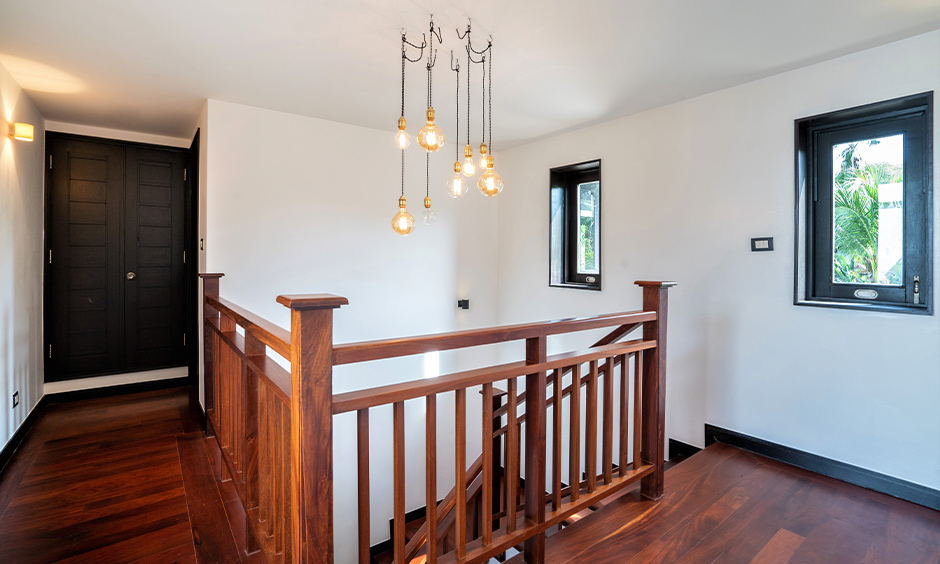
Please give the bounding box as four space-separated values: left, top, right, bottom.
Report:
46 135 187 382
124 147 186 371
48 139 125 379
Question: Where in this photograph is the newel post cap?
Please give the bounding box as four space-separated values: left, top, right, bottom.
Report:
634 280 678 288
277 294 349 310
198 272 225 279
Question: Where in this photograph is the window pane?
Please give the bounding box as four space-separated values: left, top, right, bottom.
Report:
831 134 903 285
577 181 599 274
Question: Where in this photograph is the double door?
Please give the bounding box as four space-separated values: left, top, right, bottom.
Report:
46 134 189 381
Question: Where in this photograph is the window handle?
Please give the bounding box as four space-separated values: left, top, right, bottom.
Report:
913 276 920 305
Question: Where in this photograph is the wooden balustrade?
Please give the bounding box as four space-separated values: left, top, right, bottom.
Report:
200 273 674 564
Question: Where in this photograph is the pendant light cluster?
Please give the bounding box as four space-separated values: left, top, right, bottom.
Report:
393 17 502 235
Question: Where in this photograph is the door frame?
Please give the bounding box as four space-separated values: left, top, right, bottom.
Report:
43 131 199 384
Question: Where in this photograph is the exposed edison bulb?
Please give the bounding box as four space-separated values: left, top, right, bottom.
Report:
461 145 476 177
417 108 445 152
422 196 437 225
391 197 415 235
478 155 503 196
394 117 410 149
478 169 503 197
478 142 488 168
447 161 467 198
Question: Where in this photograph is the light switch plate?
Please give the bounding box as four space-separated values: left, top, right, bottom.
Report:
751 237 774 252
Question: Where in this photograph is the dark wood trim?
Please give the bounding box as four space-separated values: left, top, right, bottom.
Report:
668 438 702 461
704 424 940 511
0 396 49 476
46 378 190 404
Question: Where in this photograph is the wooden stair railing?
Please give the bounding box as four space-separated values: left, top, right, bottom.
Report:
200 273 674 564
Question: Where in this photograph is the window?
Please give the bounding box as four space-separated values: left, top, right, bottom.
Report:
795 92 933 314
550 160 601 290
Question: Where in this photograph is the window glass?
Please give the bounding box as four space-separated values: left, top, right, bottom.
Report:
831 135 904 286
577 181 600 274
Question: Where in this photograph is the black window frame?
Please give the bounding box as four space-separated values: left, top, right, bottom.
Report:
794 92 933 315
550 159 602 291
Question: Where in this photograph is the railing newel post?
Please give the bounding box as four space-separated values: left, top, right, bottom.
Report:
277 293 349 564
634 280 676 501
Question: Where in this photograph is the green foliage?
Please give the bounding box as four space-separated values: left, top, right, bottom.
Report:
832 141 902 284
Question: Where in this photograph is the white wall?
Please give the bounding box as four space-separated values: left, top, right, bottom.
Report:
203 99 500 561
496 31 940 491
0 61 45 452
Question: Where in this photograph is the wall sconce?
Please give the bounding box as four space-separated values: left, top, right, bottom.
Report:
9 122 34 141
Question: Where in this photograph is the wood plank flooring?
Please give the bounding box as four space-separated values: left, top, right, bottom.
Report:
0 387 261 564
513 443 940 564
3 388 938 563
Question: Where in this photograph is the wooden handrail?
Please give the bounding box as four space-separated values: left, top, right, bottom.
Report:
332 310 655 365
206 295 293 359
332 340 655 414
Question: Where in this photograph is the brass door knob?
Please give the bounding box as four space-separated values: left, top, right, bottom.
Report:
126 272 136 280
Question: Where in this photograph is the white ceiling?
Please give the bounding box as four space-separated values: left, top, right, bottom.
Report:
1 0 938 148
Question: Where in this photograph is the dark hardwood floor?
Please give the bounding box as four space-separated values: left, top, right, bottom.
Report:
0 386 261 564
3 388 938 564
509 442 940 564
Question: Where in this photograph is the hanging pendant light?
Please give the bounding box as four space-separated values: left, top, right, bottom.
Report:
447 55 468 198
392 196 416 234
417 18 444 153
477 40 503 197
417 108 444 152
478 154 503 197
461 145 476 176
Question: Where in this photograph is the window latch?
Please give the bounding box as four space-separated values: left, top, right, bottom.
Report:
913 276 920 305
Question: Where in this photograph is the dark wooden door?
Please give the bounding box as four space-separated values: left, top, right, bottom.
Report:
46 135 187 381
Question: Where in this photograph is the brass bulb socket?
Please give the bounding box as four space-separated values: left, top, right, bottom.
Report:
464 145 474 158
424 196 432 208
398 116 407 131
486 154 494 169
426 108 435 122
479 142 488 156
398 196 407 209
454 161 462 173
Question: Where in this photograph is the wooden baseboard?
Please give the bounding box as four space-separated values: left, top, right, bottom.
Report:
0 396 49 476
704 424 940 511
668 438 702 460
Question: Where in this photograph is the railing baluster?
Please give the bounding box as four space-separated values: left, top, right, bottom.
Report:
357 409 370 564
481 384 493 546
274 401 284 554
603 356 614 485
266 390 276 537
552 368 562 511
393 401 405 564
586 360 598 493
619 354 628 478
259 385 270 529
505 377 518 532
281 404 292 563
633 350 642 470
568 363 580 503
455 388 467 558
426 395 438 564
524 335 547 563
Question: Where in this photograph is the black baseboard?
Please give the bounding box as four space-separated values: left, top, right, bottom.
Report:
0 395 49 476
704 424 940 511
45 377 190 404
669 438 702 460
